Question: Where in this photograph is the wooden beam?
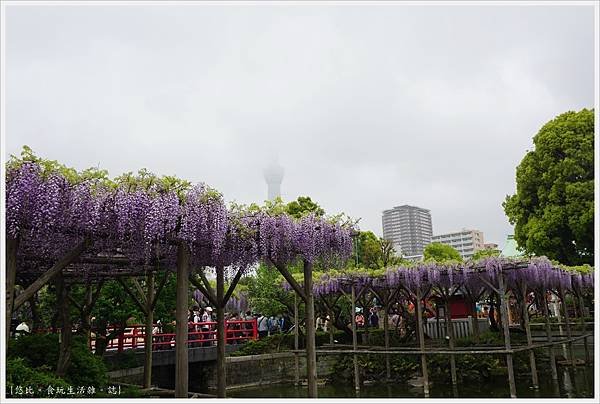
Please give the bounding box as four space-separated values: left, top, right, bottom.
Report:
151 272 170 311
197 269 218 304
90 281 105 310
67 294 84 312
475 272 500 294
117 278 148 315
189 275 218 308
222 268 244 307
272 260 307 302
13 240 88 311
132 278 148 307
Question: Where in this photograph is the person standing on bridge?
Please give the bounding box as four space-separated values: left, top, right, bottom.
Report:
257 314 269 338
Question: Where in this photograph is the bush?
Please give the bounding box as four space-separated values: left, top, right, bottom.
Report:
68 336 108 386
8 333 60 367
230 330 353 357
6 358 70 398
229 333 295 356
8 333 108 387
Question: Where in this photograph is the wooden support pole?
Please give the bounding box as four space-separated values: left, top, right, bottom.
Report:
30 295 39 331
469 294 481 343
216 267 226 398
498 273 517 398
577 294 590 364
303 260 318 398
294 293 300 387
541 292 559 381
56 274 72 377
351 284 360 393
328 306 334 345
558 287 575 367
6 237 19 342
174 243 190 398
415 287 429 398
143 272 154 389
82 282 93 345
383 297 391 381
522 287 538 390
444 296 457 386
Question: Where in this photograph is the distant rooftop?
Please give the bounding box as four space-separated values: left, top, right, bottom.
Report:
383 205 430 213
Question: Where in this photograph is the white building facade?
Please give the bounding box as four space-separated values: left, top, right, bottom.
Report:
431 229 485 259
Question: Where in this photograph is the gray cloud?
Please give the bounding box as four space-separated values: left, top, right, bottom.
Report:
4 4 595 246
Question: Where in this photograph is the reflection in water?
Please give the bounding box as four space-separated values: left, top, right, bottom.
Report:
563 369 573 398
229 366 594 399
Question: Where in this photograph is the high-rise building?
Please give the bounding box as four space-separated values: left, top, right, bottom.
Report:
263 162 284 200
382 205 433 258
431 229 485 259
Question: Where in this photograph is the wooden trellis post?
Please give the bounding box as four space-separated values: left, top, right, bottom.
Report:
6 237 19 343
540 290 559 382
303 260 318 398
294 294 300 386
415 286 429 398
119 269 170 390
216 267 226 397
521 287 539 390
56 273 72 377
497 272 517 398
144 272 154 389
382 290 391 381
577 294 590 364
351 283 360 393
369 286 399 381
558 286 576 367
175 242 190 398
443 296 458 387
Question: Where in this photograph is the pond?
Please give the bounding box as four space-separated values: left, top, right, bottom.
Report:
229 366 594 398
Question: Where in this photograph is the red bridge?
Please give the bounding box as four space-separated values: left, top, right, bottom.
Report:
90 319 258 353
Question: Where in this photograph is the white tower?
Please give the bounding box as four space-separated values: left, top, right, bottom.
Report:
263 162 284 200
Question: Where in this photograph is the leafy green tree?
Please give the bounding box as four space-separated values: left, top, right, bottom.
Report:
349 231 382 269
246 264 295 317
285 196 325 218
378 237 401 267
503 108 594 265
423 242 462 262
471 248 501 260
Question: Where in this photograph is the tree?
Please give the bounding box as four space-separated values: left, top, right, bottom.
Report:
423 242 462 262
503 108 594 265
378 237 401 267
350 231 381 269
471 248 501 260
246 264 295 317
285 196 325 218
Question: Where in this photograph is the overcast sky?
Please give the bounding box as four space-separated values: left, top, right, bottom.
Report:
4 4 596 246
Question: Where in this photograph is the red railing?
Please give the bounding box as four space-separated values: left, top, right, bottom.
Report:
90 320 257 352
